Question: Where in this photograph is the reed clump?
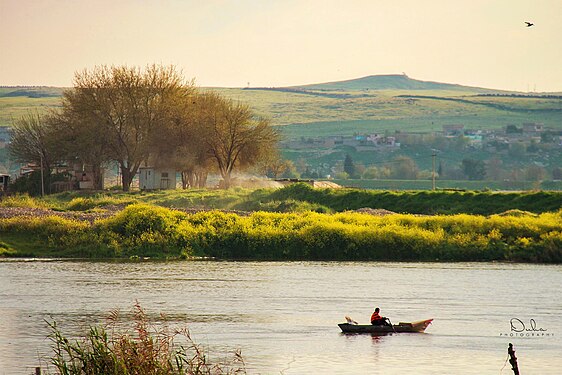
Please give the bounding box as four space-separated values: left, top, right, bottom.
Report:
45 302 245 375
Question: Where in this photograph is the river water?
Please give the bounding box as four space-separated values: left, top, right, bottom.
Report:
0 260 560 374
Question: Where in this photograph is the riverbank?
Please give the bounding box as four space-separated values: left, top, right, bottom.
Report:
1 203 561 262
2 183 561 215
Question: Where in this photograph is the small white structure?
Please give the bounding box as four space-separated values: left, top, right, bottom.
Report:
139 167 176 190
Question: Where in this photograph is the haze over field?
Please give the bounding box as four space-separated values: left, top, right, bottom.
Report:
1 0 561 92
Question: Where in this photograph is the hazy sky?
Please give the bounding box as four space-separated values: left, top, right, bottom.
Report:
1 0 561 91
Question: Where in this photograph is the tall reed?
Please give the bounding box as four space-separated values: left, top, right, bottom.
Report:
45 302 245 375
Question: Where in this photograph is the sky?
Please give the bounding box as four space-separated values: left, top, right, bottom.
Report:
1 0 561 92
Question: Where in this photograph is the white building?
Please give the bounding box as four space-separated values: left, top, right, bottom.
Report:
139 167 176 190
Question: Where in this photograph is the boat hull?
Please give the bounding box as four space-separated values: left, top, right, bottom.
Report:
338 319 433 334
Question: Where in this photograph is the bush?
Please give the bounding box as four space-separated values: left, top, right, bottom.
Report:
2 203 561 263
0 193 47 208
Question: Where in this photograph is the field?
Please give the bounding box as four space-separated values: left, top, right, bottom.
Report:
0 87 64 127
2 84 561 138
214 88 562 137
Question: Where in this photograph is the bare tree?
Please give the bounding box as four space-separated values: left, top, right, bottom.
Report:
49 98 111 190
200 95 279 188
156 91 279 189
151 91 214 189
9 111 60 192
68 64 192 191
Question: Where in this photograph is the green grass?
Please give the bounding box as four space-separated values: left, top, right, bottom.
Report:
3 185 561 215
0 95 62 127
2 86 561 133
334 179 562 191
0 232 45 257
35 189 252 211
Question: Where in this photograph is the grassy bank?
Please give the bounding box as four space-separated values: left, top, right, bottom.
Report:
254 183 562 214
2 184 561 215
1 203 561 263
333 179 562 192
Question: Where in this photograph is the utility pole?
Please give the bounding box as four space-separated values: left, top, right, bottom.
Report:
39 152 45 197
431 152 436 191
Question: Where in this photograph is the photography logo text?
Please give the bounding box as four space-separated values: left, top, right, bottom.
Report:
499 318 554 338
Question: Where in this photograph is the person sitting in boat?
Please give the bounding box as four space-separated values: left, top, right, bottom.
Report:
370 307 391 326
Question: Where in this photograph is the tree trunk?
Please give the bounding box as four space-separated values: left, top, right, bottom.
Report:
92 163 104 190
196 170 208 188
121 166 133 191
221 173 231 189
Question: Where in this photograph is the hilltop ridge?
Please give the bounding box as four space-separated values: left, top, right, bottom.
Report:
291 74 509 93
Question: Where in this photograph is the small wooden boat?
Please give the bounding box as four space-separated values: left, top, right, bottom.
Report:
338 319 433 334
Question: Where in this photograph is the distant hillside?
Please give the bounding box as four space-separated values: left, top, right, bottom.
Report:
0 86 65 98
293 74 507 93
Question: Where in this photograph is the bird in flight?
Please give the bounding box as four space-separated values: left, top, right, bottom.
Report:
525 22 534 27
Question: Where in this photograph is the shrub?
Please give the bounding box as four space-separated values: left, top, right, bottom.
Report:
0 193 47 208
2 203 561 262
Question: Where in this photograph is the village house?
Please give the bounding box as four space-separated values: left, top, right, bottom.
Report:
366 133 399 147
522 122 544 134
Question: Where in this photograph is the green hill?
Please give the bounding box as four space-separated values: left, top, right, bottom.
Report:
293 74 505 93
0 86 65 98
1 78 561 134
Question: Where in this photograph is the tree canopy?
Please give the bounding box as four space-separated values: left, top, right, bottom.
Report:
10 64 279 192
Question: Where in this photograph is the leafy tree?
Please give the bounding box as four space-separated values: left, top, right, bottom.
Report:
461 158 486 180
525 165 546 181
506 124 522 134
389 156 418 179
280 160 299 178
526 140 540 153
343 154 356 178
553 167 562 181
454 136 470 151
485 158 503 181
362 167 378 179
509 142 526 159
254 151 296 179
540 131 556 143
335 171 349 180
354 162 366 179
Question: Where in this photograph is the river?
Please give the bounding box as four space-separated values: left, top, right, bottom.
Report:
0 260 561 374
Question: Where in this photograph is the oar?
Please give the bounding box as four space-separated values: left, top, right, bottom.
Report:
386 317 397 333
